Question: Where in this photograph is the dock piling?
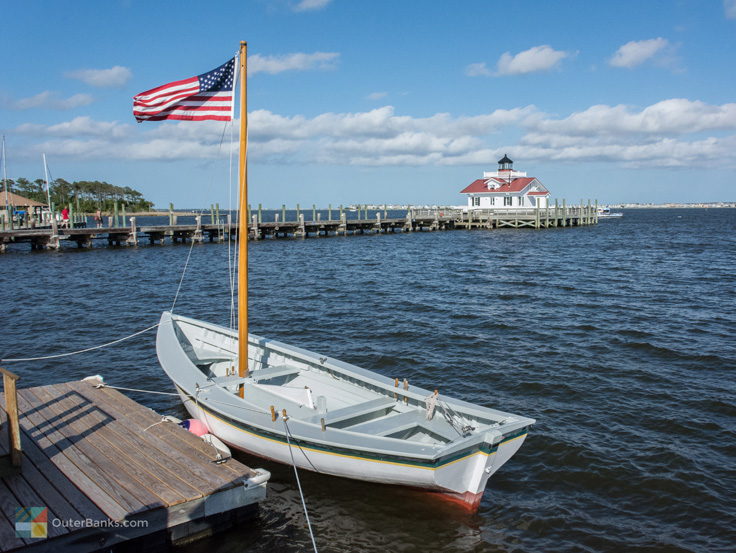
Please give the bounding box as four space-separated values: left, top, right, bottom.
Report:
1 368 22 468
127 216 138 246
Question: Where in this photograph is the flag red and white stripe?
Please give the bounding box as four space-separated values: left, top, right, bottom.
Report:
133 58 235 122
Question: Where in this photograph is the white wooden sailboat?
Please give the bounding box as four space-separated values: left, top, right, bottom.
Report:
156 42 535 511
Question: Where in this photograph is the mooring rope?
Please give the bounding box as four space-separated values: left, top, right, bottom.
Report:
92 382 179 396
0 323 160 363
284 418 319 553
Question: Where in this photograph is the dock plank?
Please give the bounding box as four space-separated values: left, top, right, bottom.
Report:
1 473 69 539
2 458 80 531
67 381 239 492
53 382 206 502
15 422 107 521
15 390 142 520
0 380 267 553
75 382 252 480
24 385 177 510
0 480 31 549
0 509 27 553
3 391 99 527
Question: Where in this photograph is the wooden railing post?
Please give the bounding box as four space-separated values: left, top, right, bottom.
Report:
1 368 21 468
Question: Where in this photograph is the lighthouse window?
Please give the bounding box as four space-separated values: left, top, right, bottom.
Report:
504 196 512 206
472 196 480 206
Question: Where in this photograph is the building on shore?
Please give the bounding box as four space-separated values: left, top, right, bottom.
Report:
460 155 550 209
2 191 48 224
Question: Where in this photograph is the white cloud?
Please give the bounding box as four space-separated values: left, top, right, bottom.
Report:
496 45 569 76
10 100 736 169
292 0 332 11
465 62 493 77
609 38 669 68
725 0 736 19
16 116 131 139
367 92 388 100
65 66 133 88
529 99 736 136
5 91 94 110
250 52 339 75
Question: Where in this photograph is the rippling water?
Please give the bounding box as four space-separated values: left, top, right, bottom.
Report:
2 209 735 552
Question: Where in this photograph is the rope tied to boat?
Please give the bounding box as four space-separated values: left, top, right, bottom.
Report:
89 380 180 396
283 415 319 553
0 323 160 363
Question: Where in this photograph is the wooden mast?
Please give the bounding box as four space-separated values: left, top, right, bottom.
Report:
238 41 249 396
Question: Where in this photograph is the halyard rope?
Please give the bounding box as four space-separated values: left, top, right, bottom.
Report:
284 417 319 553
1 323 160 363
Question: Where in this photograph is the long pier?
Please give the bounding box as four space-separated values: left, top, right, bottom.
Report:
0 371 269 552
0 202 599 253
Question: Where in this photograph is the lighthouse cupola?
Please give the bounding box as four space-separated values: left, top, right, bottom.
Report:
498 154 513 172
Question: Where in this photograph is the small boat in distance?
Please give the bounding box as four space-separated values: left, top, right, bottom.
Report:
597 206 623 218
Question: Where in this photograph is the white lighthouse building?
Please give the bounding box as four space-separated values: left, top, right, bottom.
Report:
460 155 550 209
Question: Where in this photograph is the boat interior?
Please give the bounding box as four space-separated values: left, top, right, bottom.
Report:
173 315 507 446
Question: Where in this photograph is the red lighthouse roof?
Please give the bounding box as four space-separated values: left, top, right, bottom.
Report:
460 177 537 194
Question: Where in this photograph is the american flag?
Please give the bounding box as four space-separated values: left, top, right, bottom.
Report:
133 58 235 122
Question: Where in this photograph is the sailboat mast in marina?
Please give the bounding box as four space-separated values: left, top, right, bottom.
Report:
2 136 9 218
147 42 535 511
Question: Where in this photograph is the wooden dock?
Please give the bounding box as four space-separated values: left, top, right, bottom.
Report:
0 202 599 252
0 374 269 552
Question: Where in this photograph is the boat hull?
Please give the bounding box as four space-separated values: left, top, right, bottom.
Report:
157 311 533 511
175 386 528 509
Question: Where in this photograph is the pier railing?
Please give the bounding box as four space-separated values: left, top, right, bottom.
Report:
1 199 599 252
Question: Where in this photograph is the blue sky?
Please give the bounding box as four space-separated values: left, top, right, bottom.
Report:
1 0 735 208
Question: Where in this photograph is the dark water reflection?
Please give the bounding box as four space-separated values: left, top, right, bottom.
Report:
2 209 735 552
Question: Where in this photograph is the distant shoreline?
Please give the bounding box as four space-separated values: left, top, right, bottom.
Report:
614 203 735 209
81 203 735 217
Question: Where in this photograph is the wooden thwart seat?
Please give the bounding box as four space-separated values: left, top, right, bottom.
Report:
346 410 459 442
304 397 396 426
208 375 247 387
251 364 301 383
346 410 420 435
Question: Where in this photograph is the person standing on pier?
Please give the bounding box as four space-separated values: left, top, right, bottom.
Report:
61 206 70 228
94 209 102 228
